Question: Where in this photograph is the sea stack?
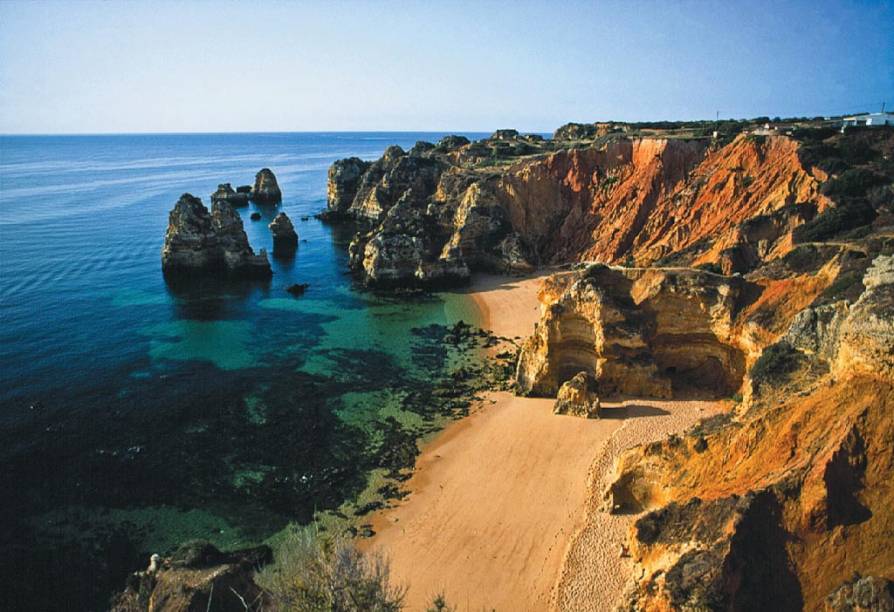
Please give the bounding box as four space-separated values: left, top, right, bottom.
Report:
250 168 282 205
269 212 298 256
161 193 271 279
210 183 249 207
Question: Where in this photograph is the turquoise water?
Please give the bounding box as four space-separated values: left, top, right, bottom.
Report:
0 132 486 609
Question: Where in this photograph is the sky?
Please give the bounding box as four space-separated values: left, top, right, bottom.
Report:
0 0 892 134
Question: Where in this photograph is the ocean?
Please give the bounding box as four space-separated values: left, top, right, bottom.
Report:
0 132 487 609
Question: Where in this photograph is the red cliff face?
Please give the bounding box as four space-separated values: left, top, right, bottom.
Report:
497 134 829 269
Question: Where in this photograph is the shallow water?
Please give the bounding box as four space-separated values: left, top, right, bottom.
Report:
0 132 486 609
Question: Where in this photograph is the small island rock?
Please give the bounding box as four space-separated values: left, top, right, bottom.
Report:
269 212 298 256
210 183 249 207
161 193 271 279
250 168 282 205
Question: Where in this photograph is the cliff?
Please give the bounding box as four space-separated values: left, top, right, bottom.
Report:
326 125 847 287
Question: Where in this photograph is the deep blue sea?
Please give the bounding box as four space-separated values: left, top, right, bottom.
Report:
0 132 488 609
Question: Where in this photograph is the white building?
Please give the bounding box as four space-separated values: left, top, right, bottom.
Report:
842 112 894 127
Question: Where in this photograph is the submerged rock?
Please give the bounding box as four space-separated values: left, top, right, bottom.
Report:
554 371 601 418
111 541 272 612
250 212 261 221
269 212 298 256
286 283 309 296
210 183 249 207
161 193 271 279
250 168 282 205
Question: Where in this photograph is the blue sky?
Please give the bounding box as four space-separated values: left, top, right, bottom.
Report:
0 0 892 133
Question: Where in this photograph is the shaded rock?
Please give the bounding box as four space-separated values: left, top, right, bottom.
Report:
286 283 309 296
161 194 271 279
268 212 297 256
490 129 519 141
111 541 272 612
326 157 372 217
249 212 261 221
235 185 252 194
554 371 601 418
210 183 249 207
436 135 470 150
250 168 281 205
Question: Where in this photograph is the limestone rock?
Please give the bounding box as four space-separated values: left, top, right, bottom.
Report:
269 212 298 256
825 575 894 612
326 157 371 217
436 135 470 150
111 541 271 612
250 168 282 205
161 193 271 279
554 371 601 418
210 183 249 207
516 264 748 399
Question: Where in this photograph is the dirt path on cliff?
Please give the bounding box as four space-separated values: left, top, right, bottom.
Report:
360 273 720 611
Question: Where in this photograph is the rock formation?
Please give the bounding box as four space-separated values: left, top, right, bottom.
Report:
250 168 282 205
326 157 372 218
553 371 601 418
161 193 271 279
210 183 249 207
516 264 749 400
593 253 894 610
111 541 271 612
268 212 298 256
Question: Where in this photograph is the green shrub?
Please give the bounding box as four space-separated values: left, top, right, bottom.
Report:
823 168 887 198
792 199 876 243
257 527 406 611
750 342 803 386
426 594 456 612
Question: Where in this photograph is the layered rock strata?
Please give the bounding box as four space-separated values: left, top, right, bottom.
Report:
161 193 271 279
327 130 833 288
516 264 750 400
596 254 894 610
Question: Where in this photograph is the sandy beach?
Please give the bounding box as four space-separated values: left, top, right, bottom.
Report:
361 273 720 611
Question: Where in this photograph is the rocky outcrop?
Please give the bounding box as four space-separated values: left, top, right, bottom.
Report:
111 541 271 612
516 264 749 399
210 183 249 207
553 371 601 418
825 575 894 612
268 212 297 256
250 168 282 205
595 253 894 610
325 157 372 217
161 193 271 279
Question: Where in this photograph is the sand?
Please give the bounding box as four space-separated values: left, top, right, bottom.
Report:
360 273 720 611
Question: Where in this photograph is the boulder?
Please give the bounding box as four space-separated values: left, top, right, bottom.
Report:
286 283 309 296
490 129 519 141
269 212 298 256
554 371 601 418
161 193 271 279
111 541 272 612
235 185 252 194
436 135 470 150
250 168 282 205
210 183 249 207
250 212 261 221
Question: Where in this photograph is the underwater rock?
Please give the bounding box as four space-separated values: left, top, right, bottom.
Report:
161 193 271 279
286 283 309 296
250 168 282 205
250 212 261 221
269 212 298 256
